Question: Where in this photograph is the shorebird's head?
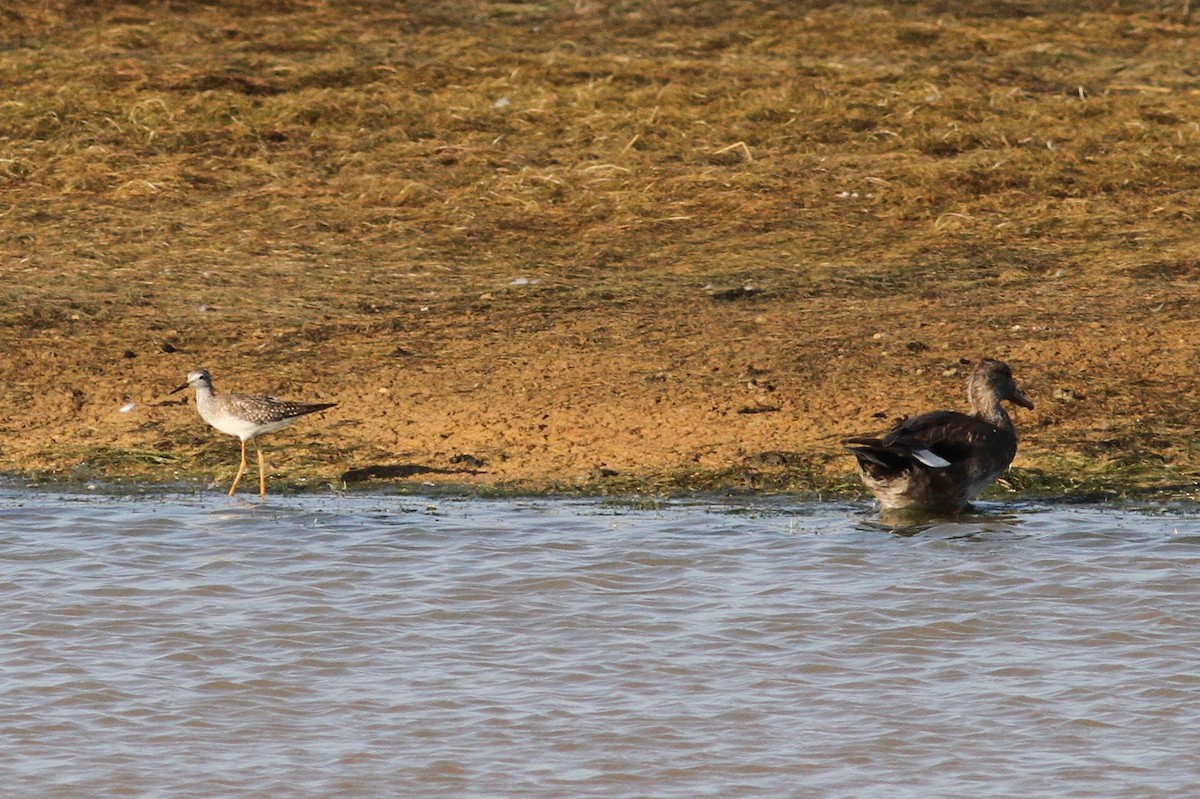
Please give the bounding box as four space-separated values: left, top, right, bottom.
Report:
970 359 1033 410
170 369 213 394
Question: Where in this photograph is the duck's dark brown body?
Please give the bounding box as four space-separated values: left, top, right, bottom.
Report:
844 360 1033 513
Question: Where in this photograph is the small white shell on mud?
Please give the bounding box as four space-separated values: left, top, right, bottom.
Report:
119 402 137 413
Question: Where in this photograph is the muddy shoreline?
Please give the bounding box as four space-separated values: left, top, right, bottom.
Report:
4 2 1200 501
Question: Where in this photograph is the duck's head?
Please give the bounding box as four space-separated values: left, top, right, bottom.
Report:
970 359 1033 410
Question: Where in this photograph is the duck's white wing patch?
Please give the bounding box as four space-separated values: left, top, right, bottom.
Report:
912 449 952 468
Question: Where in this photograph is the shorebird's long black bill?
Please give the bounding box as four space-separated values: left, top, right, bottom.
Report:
169 381 189 394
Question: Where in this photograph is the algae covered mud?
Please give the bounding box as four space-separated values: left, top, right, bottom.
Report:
2 491 1200 798
4 2 1200 497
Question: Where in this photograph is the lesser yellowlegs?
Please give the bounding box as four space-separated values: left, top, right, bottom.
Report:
171 369 336 498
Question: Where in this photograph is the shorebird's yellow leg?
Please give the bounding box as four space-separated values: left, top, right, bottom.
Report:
229 439 249 496
257 444 267 498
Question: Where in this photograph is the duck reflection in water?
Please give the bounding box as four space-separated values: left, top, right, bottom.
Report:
856 505 1028 538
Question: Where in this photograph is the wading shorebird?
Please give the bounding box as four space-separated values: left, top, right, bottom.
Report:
843 358 1033 514
171 369 336 499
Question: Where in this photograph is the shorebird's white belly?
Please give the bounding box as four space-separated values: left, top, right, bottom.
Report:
200 410 295 440
198 406 252 439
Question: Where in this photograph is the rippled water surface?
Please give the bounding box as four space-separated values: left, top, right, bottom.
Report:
2 491 1200 798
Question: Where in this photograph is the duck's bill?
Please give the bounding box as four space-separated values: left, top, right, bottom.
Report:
169 382 189 394
1011 388 1034 409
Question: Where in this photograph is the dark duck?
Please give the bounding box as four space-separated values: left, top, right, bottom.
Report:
844 359 1033 513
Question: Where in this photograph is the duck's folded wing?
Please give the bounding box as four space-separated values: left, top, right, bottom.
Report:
842 436 903 470
880 410 983 466
842 439 944 474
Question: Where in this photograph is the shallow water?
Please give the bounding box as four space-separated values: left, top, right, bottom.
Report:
1 491 1199 798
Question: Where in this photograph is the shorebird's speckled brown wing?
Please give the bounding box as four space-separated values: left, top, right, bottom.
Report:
220 393 337 429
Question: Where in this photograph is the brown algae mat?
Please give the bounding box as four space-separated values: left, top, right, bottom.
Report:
3 1 1200 499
